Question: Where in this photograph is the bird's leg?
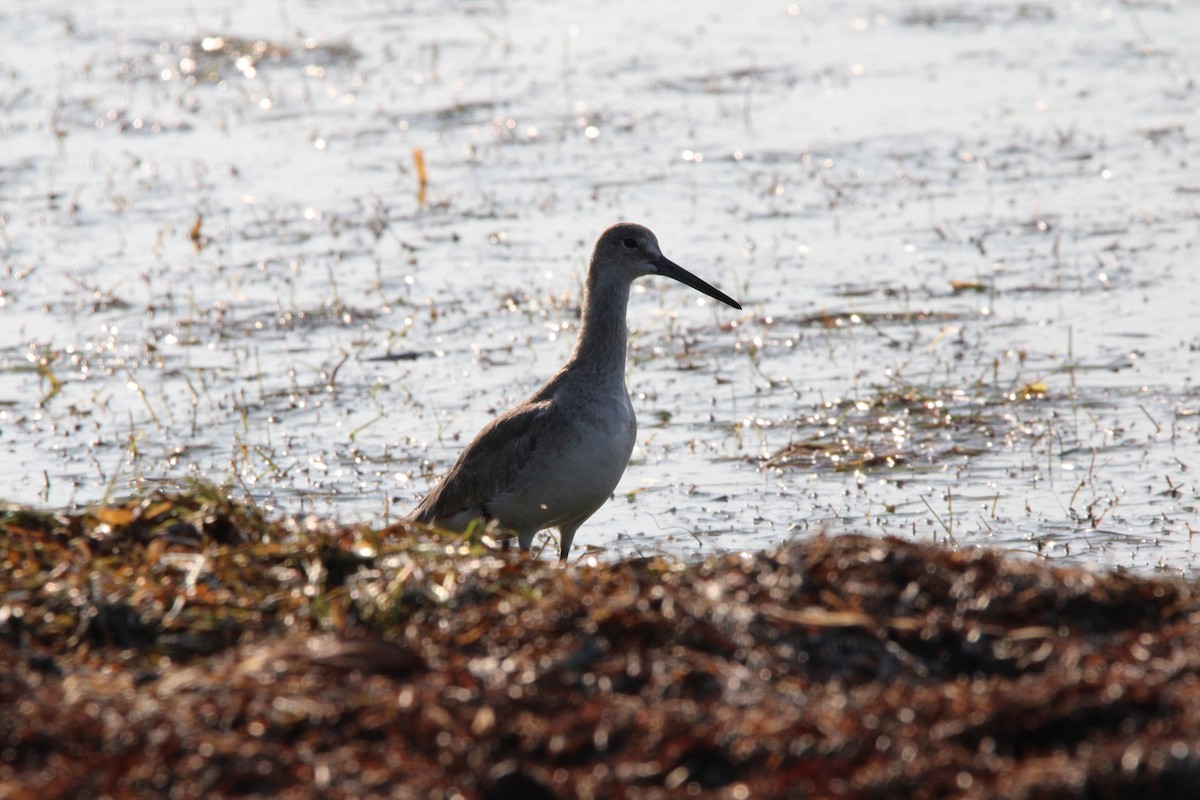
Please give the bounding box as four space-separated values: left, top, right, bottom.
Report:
517 530 536 552
557 522 583 562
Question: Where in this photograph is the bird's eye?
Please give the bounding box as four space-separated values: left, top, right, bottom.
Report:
622 237 637 249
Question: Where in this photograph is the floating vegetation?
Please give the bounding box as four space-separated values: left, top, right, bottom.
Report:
793 309 964 329
765 382 1033 474
135 34 362 85
2 485 1199 796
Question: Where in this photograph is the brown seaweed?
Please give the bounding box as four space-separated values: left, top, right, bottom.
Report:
2 484 1198 798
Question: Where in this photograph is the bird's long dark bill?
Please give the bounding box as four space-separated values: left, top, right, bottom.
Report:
655 255 742 310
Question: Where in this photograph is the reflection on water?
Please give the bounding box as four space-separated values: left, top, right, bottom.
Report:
1 0 1197 573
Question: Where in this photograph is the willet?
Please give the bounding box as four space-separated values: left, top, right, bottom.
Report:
407 222 741 560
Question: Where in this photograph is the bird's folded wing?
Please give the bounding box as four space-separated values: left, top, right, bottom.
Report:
407 400 552 526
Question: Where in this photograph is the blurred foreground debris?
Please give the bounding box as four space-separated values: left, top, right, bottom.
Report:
2 483 1198 798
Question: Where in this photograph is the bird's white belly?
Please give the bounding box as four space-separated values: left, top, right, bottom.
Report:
490 392 636 533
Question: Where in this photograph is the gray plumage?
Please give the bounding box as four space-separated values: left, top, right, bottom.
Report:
407 222 741 560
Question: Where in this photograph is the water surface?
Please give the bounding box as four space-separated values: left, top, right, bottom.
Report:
1 0 1197 572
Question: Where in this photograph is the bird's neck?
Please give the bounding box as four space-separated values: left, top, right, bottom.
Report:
567 271 631 385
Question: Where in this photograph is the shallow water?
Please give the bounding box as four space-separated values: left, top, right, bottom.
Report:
1 0 1197 573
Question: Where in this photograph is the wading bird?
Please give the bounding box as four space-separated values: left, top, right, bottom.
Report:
408 222 741 560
